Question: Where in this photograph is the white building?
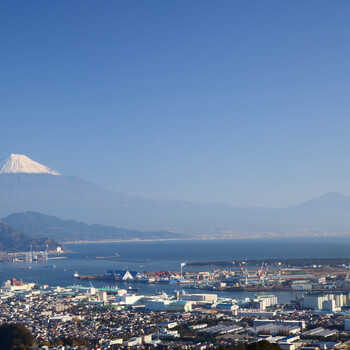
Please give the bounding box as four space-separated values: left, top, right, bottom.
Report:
252 295 278 310
322 299 340 312
103 338 123 347
2 279 35 292
301 293 347 310
115 294 145 305
291 281 312 291
302 294 326 310
146 299 192 312
98 291 107 302
179 293 217 303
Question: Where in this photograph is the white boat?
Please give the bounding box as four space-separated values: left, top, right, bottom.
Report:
74 271 79 278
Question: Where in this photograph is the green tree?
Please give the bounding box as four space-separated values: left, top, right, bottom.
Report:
0 323 34 350
247 340 282 350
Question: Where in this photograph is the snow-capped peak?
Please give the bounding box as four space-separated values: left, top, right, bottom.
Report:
0 154 61 175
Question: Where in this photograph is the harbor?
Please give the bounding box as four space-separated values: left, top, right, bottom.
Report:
0 246 66 263
75 258 350 293
2 239 350 296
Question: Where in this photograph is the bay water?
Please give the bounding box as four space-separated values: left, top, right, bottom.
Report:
1 237 349 303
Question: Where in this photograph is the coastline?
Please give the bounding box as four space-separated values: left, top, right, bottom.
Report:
63 232 350 245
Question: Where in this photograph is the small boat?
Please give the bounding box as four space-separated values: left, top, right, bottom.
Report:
74 271 79 278
43 264 56 269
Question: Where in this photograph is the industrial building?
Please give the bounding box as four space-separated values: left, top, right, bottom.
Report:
251 294 278 310
301 292 349 311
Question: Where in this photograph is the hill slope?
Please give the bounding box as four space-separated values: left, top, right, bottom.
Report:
2 212 183 242
0 222 59 252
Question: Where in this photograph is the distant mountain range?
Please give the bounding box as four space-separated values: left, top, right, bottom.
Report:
1 153 350 236
2 212 183 242
0 222 59 252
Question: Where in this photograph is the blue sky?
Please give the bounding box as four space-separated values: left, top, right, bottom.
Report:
1 1 350 207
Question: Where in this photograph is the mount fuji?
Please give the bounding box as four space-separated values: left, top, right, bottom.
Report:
1 153 350 235
0 153 213 232
0 153 61 176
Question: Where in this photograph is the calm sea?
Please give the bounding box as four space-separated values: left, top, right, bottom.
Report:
1 237 349 303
